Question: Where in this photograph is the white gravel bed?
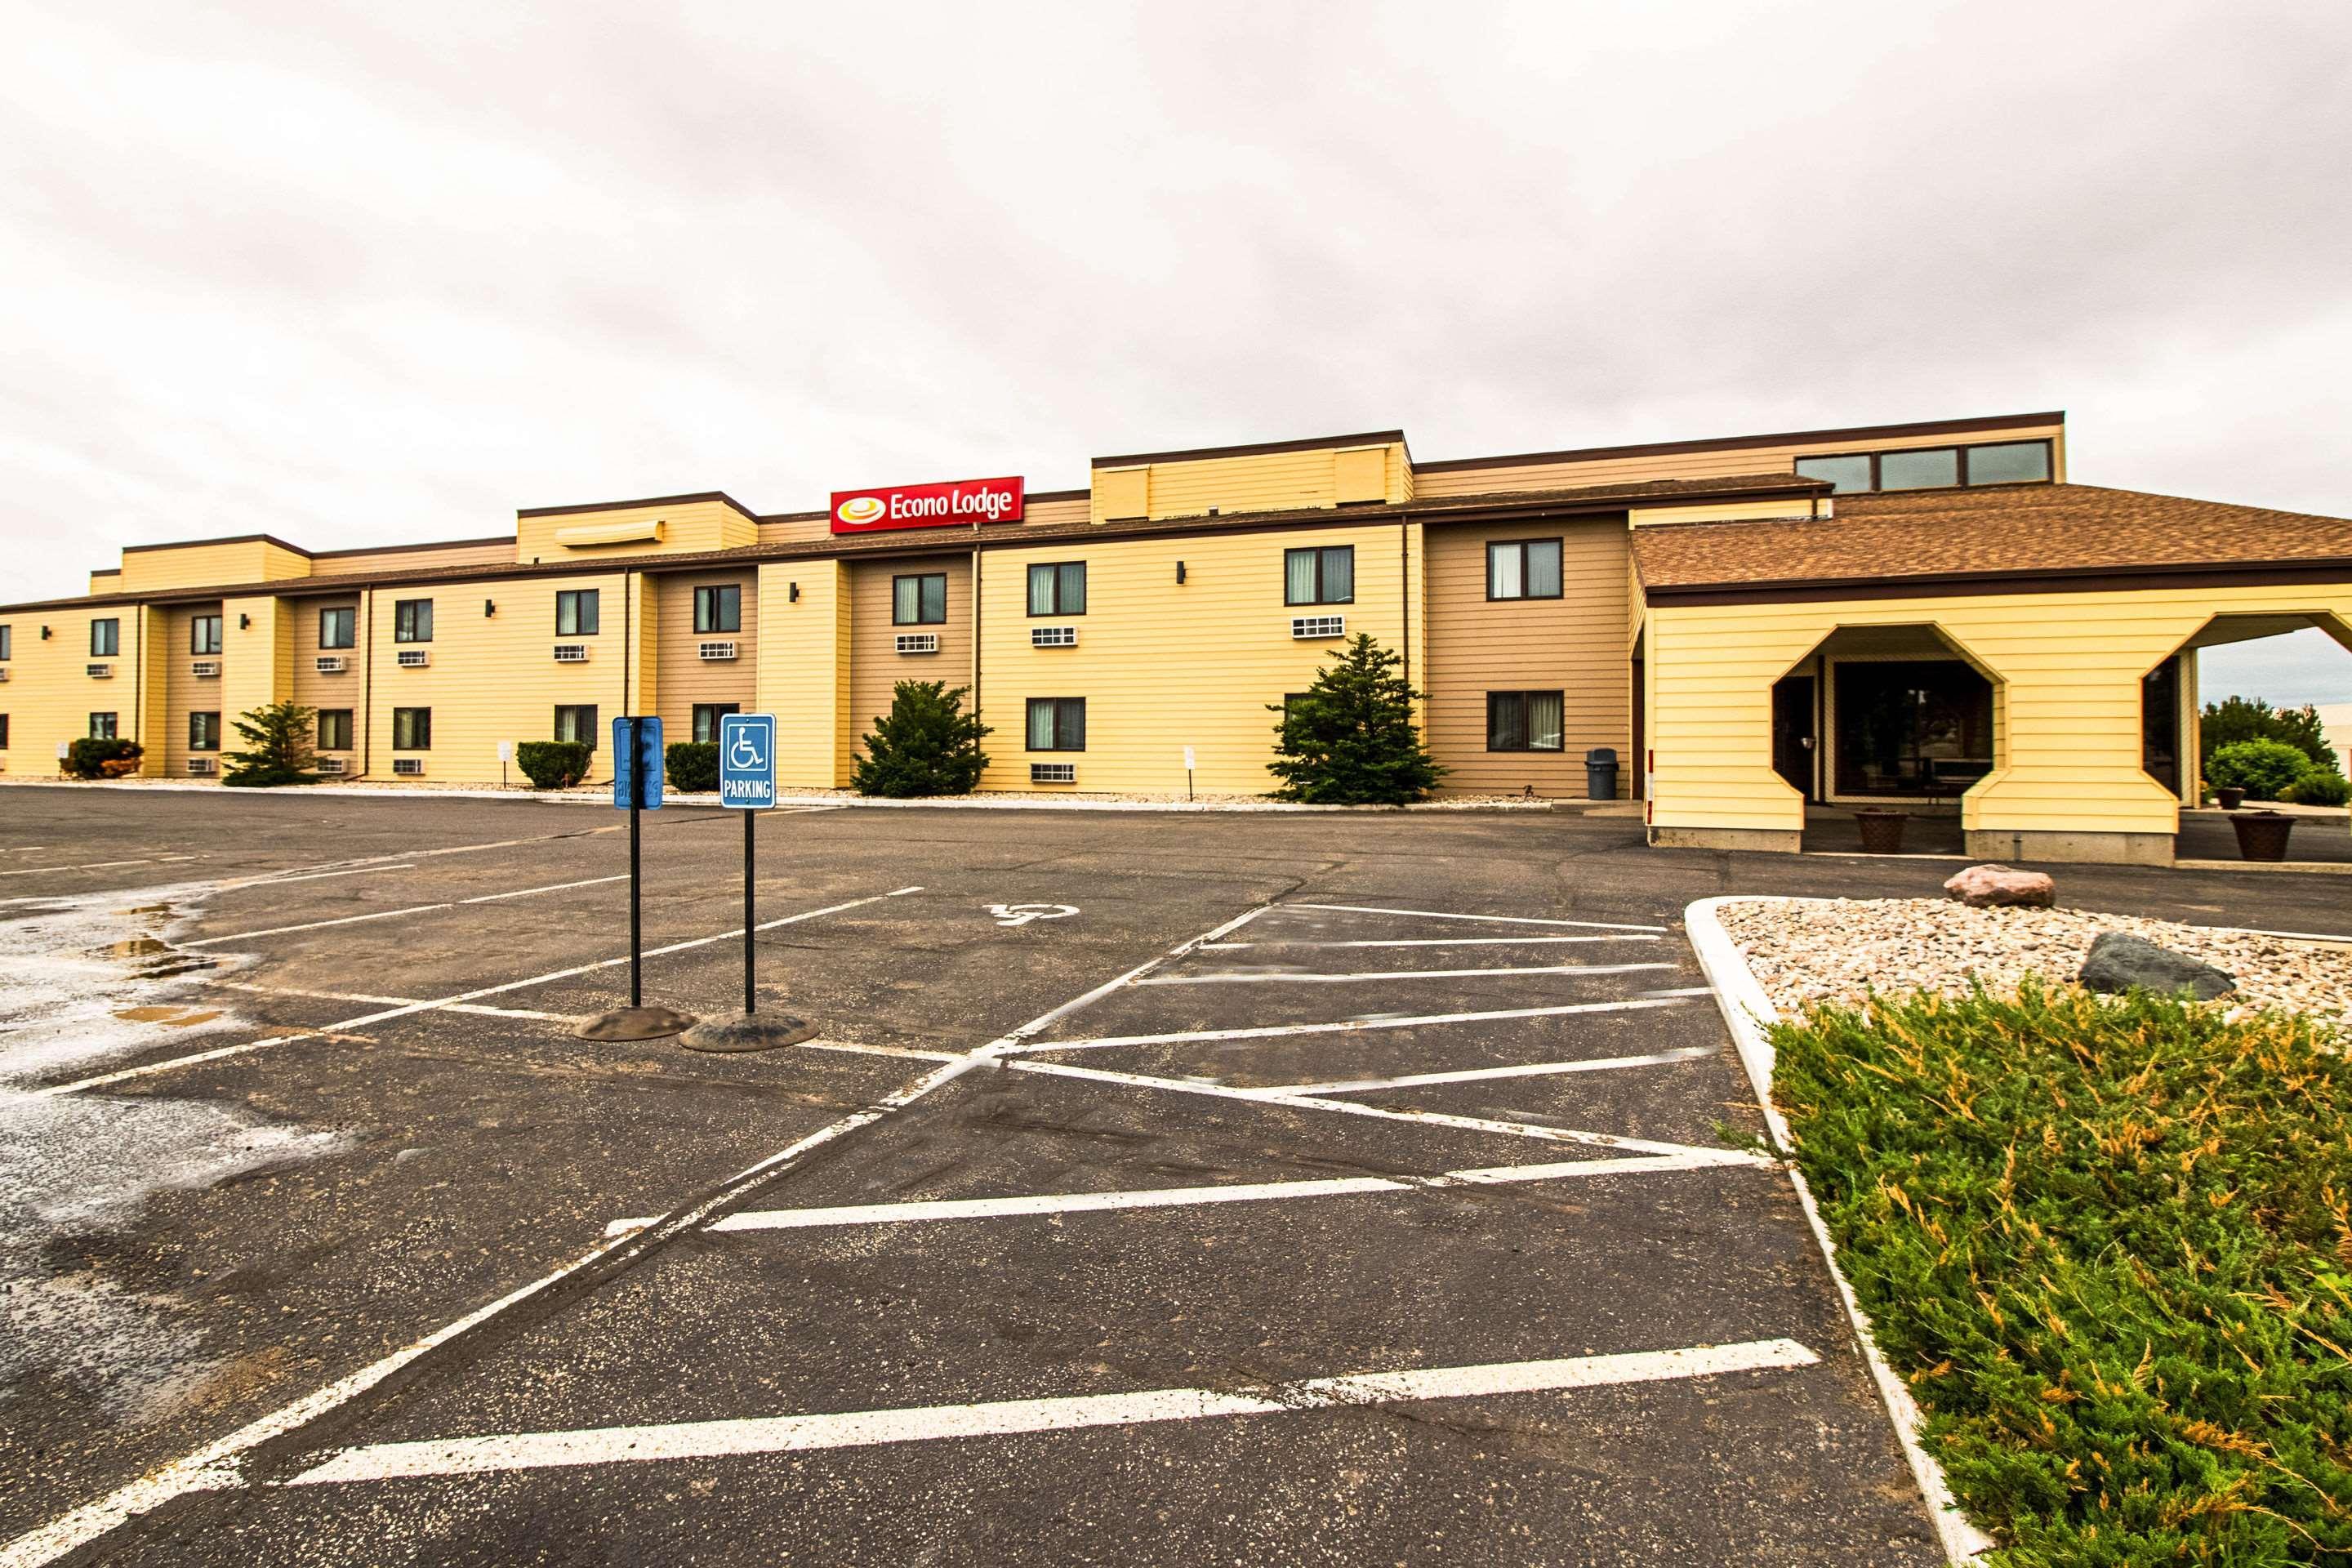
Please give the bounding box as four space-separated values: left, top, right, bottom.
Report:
1717 898 2352 1031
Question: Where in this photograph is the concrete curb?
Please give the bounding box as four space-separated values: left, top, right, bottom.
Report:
1684 895 1994 1564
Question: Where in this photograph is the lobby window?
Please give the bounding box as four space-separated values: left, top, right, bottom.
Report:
1832 661 1993 797
191 614 223 655
554 705 599 746
1796 439 2055 495
1027 562 1088 617
1487 540 1563 600
1284 546 1353 606
394 599 434 644
393 707 432 750
319 607 356 649
189 711 220 751
693 702 739 744
893 573 947 626
694 585 741 635
1486 691 1565 752
555 590 601 637
1027 697 1085 751
91 619 119 657
89 713 118 740
317 709 354 751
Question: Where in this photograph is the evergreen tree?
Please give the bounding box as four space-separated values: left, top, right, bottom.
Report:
2201 695 2338 775
1267 633 1445 804
222 700 321 788
853 681 991 797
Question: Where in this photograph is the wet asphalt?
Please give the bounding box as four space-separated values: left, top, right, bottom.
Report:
0 784 2343 1566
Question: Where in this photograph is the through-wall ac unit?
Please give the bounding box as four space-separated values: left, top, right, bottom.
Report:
392 757 425 776
697 641 738 662
1290 615 1345 639
1030 762 1076 784
316 756 348 775
1031 626 1077 648
86 663 114 679
315 656 347 674
191 661 220 678
186 757 216 776
895 633 939 655
553 644 590 663
396 649 430 668
0 668 12 682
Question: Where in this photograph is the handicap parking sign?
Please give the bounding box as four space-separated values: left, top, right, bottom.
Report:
719 713 778 809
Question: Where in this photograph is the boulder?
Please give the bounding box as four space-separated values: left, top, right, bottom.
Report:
2078 931 2235 1000
1942 864 2056 909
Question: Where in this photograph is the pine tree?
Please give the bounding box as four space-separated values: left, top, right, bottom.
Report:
222 699 321 788
1267 633 1445 804
853 680 991 797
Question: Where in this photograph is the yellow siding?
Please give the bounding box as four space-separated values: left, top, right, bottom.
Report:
1094 467 1149 522
1416 421 2066 499
754 514 829 549
974 523 1410 795
848 555 973 779
1628 499 1820 528
90 570 121 594
290 594 366 769
313 541 514 574
119 539 314 594
653 570 758 742
755 561 850 788
162 604 225 777
515 499 755 566
1088 440 1413 523
135 607 171 774
1 608 149 771
1022 495 1091 528
217 597 295 773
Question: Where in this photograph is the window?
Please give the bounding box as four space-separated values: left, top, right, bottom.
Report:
2 626 13 661
191 614 223 655
0 715 9 748
693 702 740 744
1486 691 1565 752
1486 540 1564 600
1794 439 2055 495
1284 546 1353 606
189 712 220 751
394 599 434 644
1878 447 1960 492
317 709 354 751
319 607 356 649
91 619 119 657
1832 661 1993 797
1026 697 1086 751
556 590 601 636
694 584 742 635
1793 453 1873 494
554 705 599 746
1027 562 1088 617
893 573 947 626
393 707 432 750
1965 440 2052 485
89 713 118 739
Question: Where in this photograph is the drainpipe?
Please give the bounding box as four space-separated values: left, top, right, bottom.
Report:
357 586 373 779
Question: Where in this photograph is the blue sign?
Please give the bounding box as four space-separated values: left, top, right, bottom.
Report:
612 715 664 810
719 713 777 809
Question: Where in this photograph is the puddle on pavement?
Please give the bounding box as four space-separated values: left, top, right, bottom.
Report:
104 938 172 959
111 1007 223 1028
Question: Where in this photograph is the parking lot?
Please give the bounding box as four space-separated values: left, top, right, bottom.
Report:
2 787 2338 1566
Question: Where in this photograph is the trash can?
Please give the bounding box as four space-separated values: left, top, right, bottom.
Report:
1584 747 1619 800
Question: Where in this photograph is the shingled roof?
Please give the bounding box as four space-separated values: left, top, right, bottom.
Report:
1630 483 2352 599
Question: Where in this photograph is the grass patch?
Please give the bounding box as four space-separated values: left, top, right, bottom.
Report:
1772 983 2352 1566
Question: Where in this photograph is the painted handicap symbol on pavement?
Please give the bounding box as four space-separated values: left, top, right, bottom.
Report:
987 903 1080 928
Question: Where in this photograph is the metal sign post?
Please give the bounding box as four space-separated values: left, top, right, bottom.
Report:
577 715 695 1042
681 714 814 1054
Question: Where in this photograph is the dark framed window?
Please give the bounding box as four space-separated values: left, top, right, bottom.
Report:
0 715 9 749
693 702 740 744
2140 657 2181 796
554 705 599 746
392 707 432 750
1486 691 1565 752
1026 697 1086 751
89 712 118 739
317 709 354 751
893 573 947 626
555 590 600 636
189 712 220 751
1793 453 1873 493
0 626 11 662
1795 439 2054 495
318 607 356 648
1832 660 1993 797
1964 440 2053 485
1284 546 1353 606
393 599 434 644
191 614 223 655
1878 448 1960 492
1486 540 1563 600
1027 562 1088 617
694 584 742 635
91 619 119 657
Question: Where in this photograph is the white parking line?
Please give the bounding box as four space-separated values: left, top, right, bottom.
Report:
1141 963 1677 986
287 1339 1820 1485
1287 902 1667 933
234 864 416 887
1012 996 1691 1054
461 875 628 904
1254 1046 1717 1095
1201 934 1662 950
0 858 158 878
181 904 454 946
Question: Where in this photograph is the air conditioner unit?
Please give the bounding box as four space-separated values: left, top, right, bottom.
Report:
697 641 738 662
316 756 348 776
396 649 430 668
393 757 425 777
191 660 220 678
1031 626 1078 648
553 644 590 663
86 663 114 679
0 668 12 682
1030 762 1076 784
315 656 347 674
1290 615 1345 639
186 757 217 776
895 633 939 654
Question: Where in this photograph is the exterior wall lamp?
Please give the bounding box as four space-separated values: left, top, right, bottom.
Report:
1176 561 1187 584
485 599 497 617
40 626 51 639
238 613 251 630
789 582 800 603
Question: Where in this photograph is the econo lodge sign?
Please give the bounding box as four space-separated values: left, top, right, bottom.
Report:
830 475 1025 535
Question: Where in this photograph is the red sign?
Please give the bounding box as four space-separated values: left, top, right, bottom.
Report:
830 476 1025 534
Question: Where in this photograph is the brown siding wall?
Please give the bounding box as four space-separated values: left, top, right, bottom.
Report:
654 569 759 740
312 541 515 575
161 602 223 777
847 554 972 762
1423 520 1631 797
290 594 366 768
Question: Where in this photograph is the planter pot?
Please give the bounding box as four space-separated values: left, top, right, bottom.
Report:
2216 786 2247 810
2231 810 2295 862
1855 809 1909 854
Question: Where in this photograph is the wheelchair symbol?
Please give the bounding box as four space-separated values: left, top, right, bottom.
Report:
728 730 767 769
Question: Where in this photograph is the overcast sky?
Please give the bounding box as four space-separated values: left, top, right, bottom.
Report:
4 0 2348 702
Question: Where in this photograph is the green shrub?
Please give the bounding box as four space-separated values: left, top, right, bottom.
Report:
853 681 990 797
666 742 719 794
2283 770 2352 807
514 740 592 790
222 700 318 787
1775 985 2352 1564
62 737 143 779
2205 737 2313 800
2201 695 2334 774
1266 633 1445 804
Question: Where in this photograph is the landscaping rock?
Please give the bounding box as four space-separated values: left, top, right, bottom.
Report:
2078 931 2235 1000
1943 863 2056 909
